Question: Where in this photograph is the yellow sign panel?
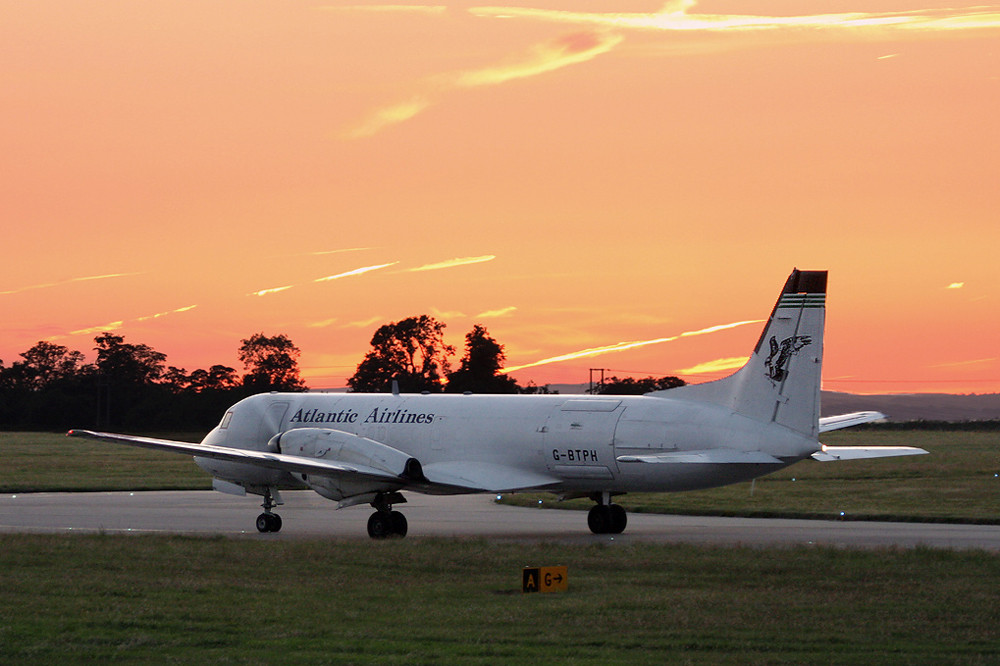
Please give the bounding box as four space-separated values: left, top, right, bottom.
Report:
522 566 568 593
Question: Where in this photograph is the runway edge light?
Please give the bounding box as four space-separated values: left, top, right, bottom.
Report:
522 566 568 593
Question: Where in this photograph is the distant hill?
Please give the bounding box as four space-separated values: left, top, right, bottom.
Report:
820 391 1000 422
548 383 1000 422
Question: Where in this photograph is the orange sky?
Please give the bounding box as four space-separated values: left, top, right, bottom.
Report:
3 0 998 394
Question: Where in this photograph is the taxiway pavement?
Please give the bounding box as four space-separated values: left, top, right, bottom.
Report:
2 490 999 550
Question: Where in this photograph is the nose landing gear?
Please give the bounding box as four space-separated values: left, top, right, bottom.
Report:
256 487 283 533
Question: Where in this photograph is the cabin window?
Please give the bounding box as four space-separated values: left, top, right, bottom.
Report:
220 411 234 429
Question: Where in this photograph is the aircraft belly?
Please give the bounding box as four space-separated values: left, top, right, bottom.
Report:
550 464 614 480
615 460 787 492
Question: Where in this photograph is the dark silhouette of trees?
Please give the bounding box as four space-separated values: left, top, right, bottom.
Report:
516 381 557 394
445 325 519 394
0 332 307 431
0 341 95 429
94 333 167 386
238 333 307 392
349 315 454 393
8 341 88 391
188 365 240 392
590 375 686 395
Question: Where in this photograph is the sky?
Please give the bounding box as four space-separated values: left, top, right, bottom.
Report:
2 0 998 394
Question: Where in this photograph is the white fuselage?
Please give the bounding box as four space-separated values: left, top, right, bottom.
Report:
197 391 819 497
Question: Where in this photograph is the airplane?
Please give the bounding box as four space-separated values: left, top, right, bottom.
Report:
69 269 927 538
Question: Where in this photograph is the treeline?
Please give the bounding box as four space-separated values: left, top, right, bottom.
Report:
0 332 307 432
1 315 683 432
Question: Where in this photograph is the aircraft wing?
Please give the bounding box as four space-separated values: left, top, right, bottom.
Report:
811 444 928 461
819 411 885 432
67 429 560 495
616 450 784 465
67 429 408 485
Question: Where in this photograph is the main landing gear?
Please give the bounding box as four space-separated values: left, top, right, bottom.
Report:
367 492 408 539
256 487 282 533
588 492 627 535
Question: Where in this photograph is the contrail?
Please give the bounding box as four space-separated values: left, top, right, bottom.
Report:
315 262 399 282
408 256 496 272
1 272 143 296
504 320 761 373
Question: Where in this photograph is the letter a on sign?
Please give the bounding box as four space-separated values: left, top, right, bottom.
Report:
522 567 540 593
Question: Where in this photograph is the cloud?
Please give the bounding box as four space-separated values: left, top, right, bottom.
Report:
249 262 398 297
469 2 1000 36
307 318 339 329
342 31 623 139
322 5 447 16
249 285 294 297
316 262 399 282
675 356 748 375
504 319 760 373
476 306 517 318
451 32 623 88
135 305 198 322
1 272 143 296
68 321 125 336
408 255 496 272
345 316 385 329
52 304 198 340
930 357 997 369
308 247 373 256
342 96 433 140
946 282 965 290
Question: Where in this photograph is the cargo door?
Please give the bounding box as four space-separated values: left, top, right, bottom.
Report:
543 399 622 480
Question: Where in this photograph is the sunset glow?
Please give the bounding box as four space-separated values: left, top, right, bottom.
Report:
3 1 998 394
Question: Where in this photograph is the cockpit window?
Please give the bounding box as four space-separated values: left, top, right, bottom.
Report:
220 411 234 429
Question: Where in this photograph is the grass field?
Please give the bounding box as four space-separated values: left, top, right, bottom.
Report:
2 534 999 663
0 431 210 493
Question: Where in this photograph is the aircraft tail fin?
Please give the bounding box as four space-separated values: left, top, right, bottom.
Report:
651 269 827 438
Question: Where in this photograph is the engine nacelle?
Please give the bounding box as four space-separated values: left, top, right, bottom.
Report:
268 427 423 501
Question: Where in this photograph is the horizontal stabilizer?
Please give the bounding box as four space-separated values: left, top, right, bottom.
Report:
421 461 560 493
819 411 886 433
811 445 928 461
617 449 784 465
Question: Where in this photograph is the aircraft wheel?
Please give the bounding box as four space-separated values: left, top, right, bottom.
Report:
390 510 408 538
256 513 280 533
587 505 613 534
256 513 281 533
609 504 627 534
367 511 393 539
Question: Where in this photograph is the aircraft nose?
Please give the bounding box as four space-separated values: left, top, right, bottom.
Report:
200 426 228 447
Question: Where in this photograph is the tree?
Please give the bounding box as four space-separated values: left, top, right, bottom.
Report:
445 325 519 394
9 341 88 390
516 381 557 395
349 315 454 393
238 333 307 392
188 365 239 392
94 333 166 386
590 375 686 395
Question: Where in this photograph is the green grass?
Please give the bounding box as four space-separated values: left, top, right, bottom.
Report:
503 429 1000 523
2 534 999 663
0 431 211 492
